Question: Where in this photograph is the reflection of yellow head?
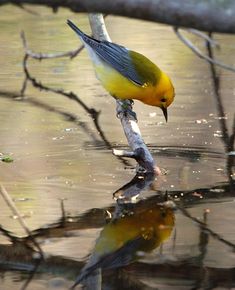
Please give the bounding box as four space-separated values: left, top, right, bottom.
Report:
95 204 175 258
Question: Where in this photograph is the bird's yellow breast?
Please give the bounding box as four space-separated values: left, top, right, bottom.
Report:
94 60 173 108
94 62 155 103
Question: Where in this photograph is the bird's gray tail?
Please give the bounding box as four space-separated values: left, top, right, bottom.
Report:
67 19 86 39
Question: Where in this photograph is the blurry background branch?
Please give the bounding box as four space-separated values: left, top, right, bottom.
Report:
173 28 235 188
174 28 235 73
1 0 235 33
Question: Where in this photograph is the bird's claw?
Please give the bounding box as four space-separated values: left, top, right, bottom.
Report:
116 100 137 121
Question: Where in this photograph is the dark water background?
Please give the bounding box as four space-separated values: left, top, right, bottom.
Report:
0 5 234 290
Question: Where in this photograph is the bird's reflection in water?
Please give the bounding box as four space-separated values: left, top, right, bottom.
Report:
72 173 175 289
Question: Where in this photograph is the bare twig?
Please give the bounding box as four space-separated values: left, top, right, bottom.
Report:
174 27 235 73
21 30 84 60
185 28 219 48
205 33 230 149
205 33 234 190
0 184 44 257
22 54 94 114
174 26 235 189
21 16 108 61
60 198 67 223
20 31 131 167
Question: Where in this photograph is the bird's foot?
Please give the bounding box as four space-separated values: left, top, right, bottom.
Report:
128 99 134 105
124 108 137 121
116 100 137 121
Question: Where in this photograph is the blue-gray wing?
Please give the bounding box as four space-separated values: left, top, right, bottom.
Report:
67 20 145 86
84 37 144 86
96 41 143 85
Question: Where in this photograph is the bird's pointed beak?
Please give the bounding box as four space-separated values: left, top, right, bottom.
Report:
161 106 168 122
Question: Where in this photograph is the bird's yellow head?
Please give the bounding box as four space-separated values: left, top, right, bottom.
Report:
154 73 175 122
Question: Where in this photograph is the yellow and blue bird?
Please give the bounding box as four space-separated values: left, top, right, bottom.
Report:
67 20 175 122
71 202 175 288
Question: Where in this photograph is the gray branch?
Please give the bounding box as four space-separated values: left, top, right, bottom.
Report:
1 0 235 33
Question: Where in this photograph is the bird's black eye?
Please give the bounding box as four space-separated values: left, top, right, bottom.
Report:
161 98 166 102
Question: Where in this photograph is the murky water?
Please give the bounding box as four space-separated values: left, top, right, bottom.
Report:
0 5 234 290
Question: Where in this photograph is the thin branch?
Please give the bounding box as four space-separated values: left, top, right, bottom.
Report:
174 27 235 73
185 28 219 48
22 54 94 114
20 16 108 61
20 31 131 167
205 33 230 149
21 31 84 60
205 33 235 190
0 184 44 257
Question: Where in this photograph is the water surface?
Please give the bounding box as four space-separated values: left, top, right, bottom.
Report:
0 5 234 290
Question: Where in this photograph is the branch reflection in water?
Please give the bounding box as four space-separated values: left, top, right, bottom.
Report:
0 176 234 289
71 173 175 289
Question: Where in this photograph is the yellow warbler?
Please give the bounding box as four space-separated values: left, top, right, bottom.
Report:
67 20 175 121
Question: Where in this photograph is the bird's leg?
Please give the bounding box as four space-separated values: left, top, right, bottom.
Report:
116 99 137 121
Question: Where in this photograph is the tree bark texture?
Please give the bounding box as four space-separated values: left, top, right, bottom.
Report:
1 0 235 33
